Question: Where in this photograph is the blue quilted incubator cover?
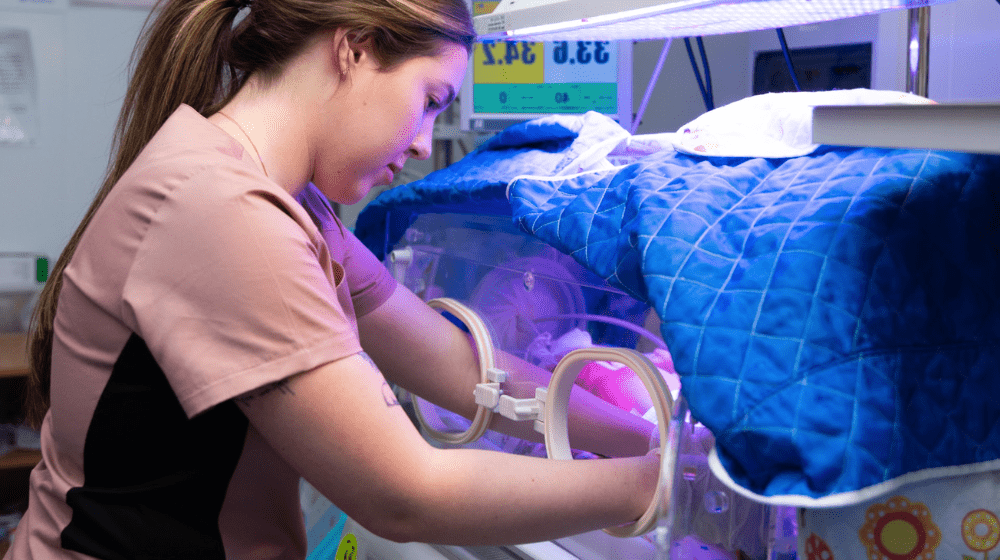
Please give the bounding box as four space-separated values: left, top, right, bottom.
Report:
356 113 1000 502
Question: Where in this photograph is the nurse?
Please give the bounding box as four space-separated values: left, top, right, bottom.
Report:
11 0 659 557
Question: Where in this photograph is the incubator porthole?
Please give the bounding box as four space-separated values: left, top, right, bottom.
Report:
545 347 673 538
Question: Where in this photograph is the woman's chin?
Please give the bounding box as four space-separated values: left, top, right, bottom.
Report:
311 180 373 206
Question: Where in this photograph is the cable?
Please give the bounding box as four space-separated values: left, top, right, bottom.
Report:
684 38 708 110
776 28 803 92
632 38 673 135
533 313 667 350
696 37 714 110
684 37 714 112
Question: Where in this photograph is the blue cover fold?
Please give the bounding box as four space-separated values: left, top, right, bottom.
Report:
509 146 1000 499
355 112 626 259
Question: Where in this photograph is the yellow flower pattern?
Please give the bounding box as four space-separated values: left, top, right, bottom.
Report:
858 496 941 560
962 509 1000 560
805 533 834 560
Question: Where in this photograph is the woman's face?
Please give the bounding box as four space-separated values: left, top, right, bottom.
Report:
314 41 469 205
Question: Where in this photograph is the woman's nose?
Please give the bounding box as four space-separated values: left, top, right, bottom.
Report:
407 122 434 160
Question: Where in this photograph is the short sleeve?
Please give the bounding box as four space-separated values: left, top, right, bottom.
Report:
297 184 397 318
123 168 363 417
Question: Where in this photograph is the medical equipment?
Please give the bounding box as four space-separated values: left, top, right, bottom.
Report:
460 2 633 133
473 0 949 41
324 0 1000 555
341 212 777 560
343 86 1000 558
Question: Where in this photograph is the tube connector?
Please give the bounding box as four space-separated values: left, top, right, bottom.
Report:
388 247 414 283
486 367 508 383
474 382 501 410
497 387 547 434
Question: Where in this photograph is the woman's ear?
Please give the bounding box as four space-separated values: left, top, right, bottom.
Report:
332 29 355 79
345 33 373 65
332 30 375 84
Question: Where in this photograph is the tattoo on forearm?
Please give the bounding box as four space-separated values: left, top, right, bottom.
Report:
382 380 400 407
358 351 400 408
236 378 295 406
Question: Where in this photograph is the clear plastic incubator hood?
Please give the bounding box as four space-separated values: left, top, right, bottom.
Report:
337 212 795 560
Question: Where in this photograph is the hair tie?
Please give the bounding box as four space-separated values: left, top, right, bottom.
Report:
232 0 252 10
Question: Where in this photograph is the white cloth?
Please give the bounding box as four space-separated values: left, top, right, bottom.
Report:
673 89 935 158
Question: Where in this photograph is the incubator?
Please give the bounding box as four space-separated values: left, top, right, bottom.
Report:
321 212 795 560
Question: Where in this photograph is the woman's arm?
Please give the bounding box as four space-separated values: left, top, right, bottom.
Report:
235 350 659 545
357 286 656 458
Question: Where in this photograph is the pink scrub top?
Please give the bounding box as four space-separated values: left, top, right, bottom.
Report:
7 104 397 560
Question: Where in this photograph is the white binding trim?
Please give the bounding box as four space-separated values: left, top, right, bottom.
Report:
707 448 1000 509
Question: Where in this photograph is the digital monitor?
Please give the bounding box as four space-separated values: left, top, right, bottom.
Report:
461 2 632 132
753 43 872 94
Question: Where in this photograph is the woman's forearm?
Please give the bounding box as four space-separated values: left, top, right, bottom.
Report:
238 352 662 548
384 446 660 545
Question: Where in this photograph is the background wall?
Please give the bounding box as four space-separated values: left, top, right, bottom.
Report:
926 0 1000 100
629 32 752 135
1 0 149 261
2 0 999 255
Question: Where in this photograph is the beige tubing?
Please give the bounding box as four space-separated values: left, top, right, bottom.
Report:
415 298 496 445
545 347 673 538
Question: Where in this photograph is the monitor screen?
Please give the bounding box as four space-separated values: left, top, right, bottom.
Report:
461 2 632 132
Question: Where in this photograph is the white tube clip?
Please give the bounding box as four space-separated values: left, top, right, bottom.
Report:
473 367 510 410
474 383 501 410
486 367 507 383
497 387 547 435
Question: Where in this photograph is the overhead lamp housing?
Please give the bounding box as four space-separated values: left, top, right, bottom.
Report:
473 0 951 42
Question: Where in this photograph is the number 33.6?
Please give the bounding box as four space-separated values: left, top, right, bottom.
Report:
552 41 611 65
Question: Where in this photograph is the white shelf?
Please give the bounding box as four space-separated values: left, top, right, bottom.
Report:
812 103 1000 155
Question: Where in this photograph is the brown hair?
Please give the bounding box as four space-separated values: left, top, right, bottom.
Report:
24 0 475 428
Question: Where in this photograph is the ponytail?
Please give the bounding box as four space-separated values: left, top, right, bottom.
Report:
25 0 248 428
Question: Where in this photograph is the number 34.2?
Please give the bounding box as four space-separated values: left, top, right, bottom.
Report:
481 41 537 66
